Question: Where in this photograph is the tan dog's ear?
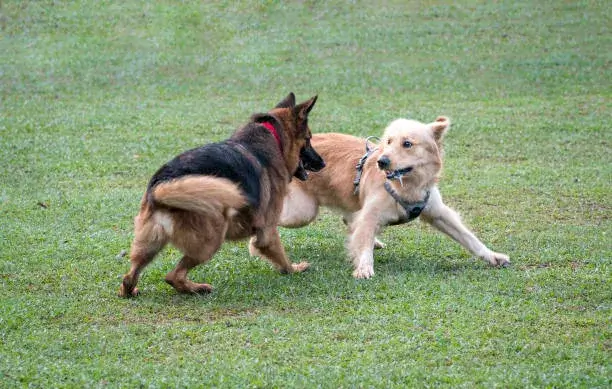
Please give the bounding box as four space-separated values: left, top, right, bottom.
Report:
276 93 296 109
295 95 318 119
430 116 450 143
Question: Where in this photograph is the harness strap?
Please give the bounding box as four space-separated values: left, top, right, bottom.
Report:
384 181 430 222
353 136 379 195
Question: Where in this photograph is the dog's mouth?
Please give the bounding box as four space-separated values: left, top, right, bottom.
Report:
294 145 325 181
294 160 309 181
385 166 413 180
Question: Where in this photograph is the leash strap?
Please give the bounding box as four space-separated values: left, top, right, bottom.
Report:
384 181 430 222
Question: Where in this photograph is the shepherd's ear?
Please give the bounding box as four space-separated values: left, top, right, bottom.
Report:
430 116 450 143
251 113 276 124
295 95 318 118
275 93 296 109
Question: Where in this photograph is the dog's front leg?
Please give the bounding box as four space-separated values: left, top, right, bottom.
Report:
420 187 510 266
343 212 386 250
249 227 310 273
347 204 384 279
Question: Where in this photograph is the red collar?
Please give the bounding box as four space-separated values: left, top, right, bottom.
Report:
261 122 283 153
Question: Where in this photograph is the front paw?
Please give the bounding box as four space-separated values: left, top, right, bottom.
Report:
483 251 510 267
291 261 310 273
353 265 375 279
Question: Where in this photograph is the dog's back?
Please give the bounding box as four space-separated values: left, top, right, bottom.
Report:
147 139 269 212
289 133 382 213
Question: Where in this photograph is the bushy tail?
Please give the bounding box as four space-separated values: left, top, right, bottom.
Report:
151 176 247 216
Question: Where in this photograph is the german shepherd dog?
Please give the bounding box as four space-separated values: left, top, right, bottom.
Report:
279 116 509 278
119 93 325 297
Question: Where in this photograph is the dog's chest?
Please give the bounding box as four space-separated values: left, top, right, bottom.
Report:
383 186 430 226
386 205 414 226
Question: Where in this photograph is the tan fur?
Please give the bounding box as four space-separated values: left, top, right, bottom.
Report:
119 95 317 297
153 176 247 216
280 117 510 278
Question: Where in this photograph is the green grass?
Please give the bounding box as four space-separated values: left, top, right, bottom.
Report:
1 0 610 387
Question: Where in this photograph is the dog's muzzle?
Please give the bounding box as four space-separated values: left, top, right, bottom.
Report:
377 156 413 181
385 166 413 180
294 145 325 181
377 155 391 170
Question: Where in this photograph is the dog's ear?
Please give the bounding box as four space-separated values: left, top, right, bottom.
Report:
295 95 318 118
430 116 450 143
251 113 277 125
275 93 296 109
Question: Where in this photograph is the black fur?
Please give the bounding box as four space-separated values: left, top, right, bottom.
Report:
147 122 281 209
300 141 325 172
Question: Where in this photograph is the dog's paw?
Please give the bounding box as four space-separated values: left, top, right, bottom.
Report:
118 285 139 298
291 261 310 273
353 266 375 279
373 238 386 250
119 277 140 298
192 283 214 294
248 238 261 257
483 251 510 267
165 277 213 294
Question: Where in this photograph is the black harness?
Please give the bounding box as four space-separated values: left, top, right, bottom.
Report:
384 181 430 223
353 138 430 223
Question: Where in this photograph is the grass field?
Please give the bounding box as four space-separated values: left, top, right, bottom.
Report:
1 0 610 387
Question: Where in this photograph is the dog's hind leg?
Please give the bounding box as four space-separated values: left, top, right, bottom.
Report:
250 227 310 274
420 187 510 267
165 229 225 295
119 215 168 297
164 255 215 294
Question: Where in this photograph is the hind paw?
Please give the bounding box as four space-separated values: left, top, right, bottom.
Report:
118 285 139 298
165 277 213 294
374 238 386 250
191 283 213 294
119 277 140 298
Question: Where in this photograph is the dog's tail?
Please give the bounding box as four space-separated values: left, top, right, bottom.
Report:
151 176 247 217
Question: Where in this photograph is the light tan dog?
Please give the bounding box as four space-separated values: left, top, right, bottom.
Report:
278 117 510 278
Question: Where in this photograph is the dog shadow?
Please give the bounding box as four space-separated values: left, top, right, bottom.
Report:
126 231 490 312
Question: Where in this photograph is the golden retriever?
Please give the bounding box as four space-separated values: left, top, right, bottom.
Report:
278 116 510 278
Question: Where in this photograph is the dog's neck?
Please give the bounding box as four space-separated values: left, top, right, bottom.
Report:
385 171 434 203
261 122 283 153
384 180 430 222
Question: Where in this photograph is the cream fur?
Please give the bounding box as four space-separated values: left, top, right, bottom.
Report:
279 117 510 278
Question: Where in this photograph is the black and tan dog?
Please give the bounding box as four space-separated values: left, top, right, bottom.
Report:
119 93 324 297
279 117 509 278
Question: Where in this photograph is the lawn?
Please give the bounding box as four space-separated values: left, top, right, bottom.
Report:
0 0 610 387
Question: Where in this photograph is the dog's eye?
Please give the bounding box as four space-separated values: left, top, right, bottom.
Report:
387 139 392 145
403 140 413 148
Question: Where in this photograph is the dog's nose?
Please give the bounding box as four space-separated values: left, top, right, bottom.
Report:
377 156 391 170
